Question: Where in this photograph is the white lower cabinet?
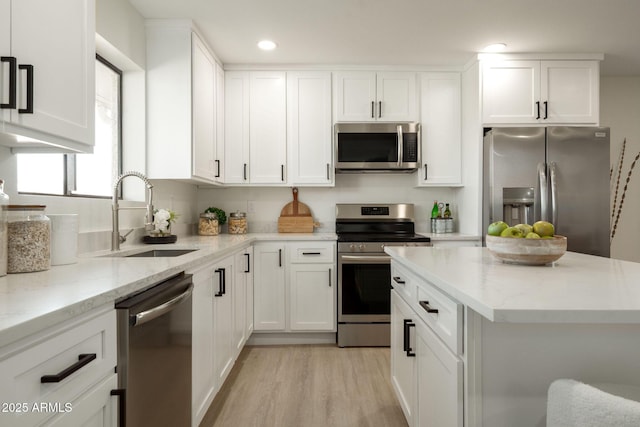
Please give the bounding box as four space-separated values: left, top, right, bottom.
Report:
233 246 253 356
191 248 250 427
253 241 336 333
391 283 463 427
0 306 117 427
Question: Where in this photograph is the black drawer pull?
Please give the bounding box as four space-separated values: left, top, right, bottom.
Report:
1 56 17 109
41 353 97 383
393 276 405 285
419 300 439 314
302 252 321 256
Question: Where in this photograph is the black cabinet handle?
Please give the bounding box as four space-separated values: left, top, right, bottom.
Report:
371 101 375 118
403 319 416 356
214 268 224 297
406 322 416 357
424 164 428 181
419 300 439 314
378 100 382 118
393 276 405 285
0 56 17 109
326 163 330 180
18 64 33 114
243 163 247 181
302 252 321 256
543 101 548 119
215 160 220 178
110 389 126 427
278 248 282 267
41 353 96 383
244 253 250 273
535 101 541 119
281 164 285 181
328 268 332 287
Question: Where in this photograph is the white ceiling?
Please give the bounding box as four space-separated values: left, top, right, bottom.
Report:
128 0 640 76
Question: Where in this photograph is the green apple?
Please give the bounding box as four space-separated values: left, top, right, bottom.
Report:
500 226 524 238
487 221 509 236
533 221 555 237
515 223 533 235
525 232 541 239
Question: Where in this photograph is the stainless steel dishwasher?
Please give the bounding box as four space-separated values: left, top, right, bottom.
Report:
115 272 193 427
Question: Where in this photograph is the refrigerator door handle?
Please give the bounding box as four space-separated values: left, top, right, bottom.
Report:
538 162 548 221
549 162 558 227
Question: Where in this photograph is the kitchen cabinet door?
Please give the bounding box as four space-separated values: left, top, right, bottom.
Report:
417 72 462 186
243 246 254 336
482 60 540 124
215 62 225 182
541 60 599 124
287 71 333 186
191 265 216 425
1 0 10 124
2 0 94 152
192 34 216 182
249 71 287 184
146 24 223 184
377 72 417 122
289 264 335 331
415 318 463 427
391 290 417 425
253 242 286 330
334 71 377 121
233 248 248 356
213 256 235 386
224 71 250 183
482 59 599 125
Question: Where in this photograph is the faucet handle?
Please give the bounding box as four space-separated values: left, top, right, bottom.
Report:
119 229 134 244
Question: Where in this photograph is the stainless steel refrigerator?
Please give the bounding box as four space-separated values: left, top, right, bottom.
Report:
483 126 610 257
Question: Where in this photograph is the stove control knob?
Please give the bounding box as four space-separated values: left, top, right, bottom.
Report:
380 244 385 251
359 244 365 251
349 244 356 251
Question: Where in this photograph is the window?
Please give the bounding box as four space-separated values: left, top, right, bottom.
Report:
17 55 122 197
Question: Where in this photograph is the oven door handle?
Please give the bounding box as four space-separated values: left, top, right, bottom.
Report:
339 255 391 264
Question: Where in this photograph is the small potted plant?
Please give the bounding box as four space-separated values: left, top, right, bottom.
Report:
204 207 226 234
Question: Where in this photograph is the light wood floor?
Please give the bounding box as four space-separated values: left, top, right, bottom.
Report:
200 345 409 427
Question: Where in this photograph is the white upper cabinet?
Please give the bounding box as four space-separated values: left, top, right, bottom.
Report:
417 72 462 186
146 22 223 184
287 71 333 186
482 59 599 125
0 0 94 152
224 71 287 185
249 72 287 184
334 71 417 122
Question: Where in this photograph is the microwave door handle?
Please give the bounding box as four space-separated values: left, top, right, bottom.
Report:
397 125 403 167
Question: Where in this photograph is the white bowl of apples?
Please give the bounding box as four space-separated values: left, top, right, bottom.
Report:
486 221 567 266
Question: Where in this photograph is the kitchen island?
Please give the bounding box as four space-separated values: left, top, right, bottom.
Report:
385 246 640 427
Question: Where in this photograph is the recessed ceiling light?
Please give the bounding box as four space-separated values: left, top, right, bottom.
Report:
483 43 507 52
257 40 277 51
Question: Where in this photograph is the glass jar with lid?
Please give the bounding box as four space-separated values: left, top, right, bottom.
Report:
228 211 247 234
0 179 9 276
7 205 51 273
198 212 219 236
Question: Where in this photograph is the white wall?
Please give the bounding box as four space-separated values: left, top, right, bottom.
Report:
601 76 640 262
196 174 458 233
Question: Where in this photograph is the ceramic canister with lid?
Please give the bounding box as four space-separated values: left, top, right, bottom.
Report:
7 205 51 273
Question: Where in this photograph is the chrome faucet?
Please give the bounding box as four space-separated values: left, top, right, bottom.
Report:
112 171 154 251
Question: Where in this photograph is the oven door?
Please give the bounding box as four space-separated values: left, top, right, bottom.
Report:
338 252 392 323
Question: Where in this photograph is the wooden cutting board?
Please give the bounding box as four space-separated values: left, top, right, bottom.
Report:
280 187 311 217
278 187 318 232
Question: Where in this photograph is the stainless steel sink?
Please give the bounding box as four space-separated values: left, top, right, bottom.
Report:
124 249 197 258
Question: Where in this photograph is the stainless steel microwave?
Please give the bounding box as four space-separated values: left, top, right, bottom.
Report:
334 122 421 173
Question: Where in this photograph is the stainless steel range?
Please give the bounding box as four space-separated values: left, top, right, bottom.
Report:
336 203 431 347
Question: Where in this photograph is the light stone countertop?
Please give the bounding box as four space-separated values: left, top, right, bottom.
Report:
385 246 640 324
0 233 336 348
